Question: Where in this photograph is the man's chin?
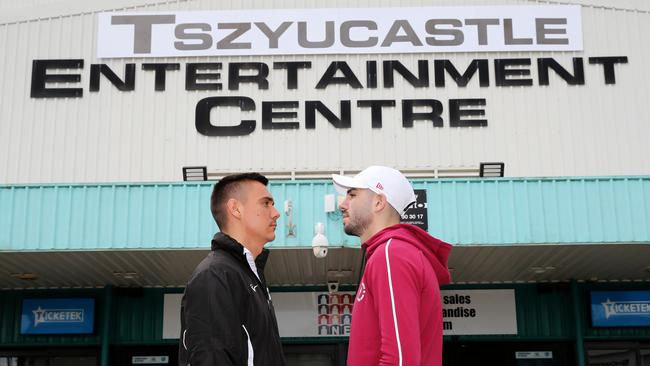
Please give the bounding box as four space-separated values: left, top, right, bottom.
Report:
343 225 359 237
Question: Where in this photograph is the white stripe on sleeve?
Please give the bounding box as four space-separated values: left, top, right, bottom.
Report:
385 239 403 366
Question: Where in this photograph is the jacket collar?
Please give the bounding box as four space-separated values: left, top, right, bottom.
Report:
211 232 270 271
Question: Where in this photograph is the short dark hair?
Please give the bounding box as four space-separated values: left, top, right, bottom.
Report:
210 173 269 229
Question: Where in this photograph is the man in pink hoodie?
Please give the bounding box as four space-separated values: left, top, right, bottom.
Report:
332 166 452 366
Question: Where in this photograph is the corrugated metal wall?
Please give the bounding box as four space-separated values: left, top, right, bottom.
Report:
1 0 649 183
421 176 650 246
0 287 168 346
515 284 573 339
111 288 169 344
0 183 216 250
2 176 649 251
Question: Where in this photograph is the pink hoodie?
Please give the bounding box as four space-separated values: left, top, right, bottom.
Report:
347 224 452 366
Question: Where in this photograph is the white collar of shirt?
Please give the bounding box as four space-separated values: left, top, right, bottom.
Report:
243 247 260 281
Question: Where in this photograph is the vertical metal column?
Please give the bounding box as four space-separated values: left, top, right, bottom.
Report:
100 285 113 366
571 280 585 366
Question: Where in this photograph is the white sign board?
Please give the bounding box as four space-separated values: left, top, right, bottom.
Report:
162 293 183 339
162 289 517 338
441 289 517 335
97 6 582 58
273 292 355 337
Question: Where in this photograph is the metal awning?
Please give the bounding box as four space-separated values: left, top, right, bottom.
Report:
2 176 649 288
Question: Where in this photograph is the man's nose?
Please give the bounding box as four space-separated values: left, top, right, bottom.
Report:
271 206 280 219
339 198 349 211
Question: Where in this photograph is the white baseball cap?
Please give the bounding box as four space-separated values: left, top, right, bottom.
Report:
332 166 416 214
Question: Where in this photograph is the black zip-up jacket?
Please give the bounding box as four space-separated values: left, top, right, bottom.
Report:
179 233 286 366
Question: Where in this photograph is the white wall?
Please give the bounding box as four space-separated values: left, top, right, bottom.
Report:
1 0 649 183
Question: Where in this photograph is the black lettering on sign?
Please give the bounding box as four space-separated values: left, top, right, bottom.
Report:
89 64 135 92
442 306 477 318
186 63 222 91
31 59 83 98
443 294 472 305
195 96 256 136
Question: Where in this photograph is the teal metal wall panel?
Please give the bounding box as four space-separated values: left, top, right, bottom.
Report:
515 285 573 339
112 288 168 344
0 289 103 346
422 177 650 246
0 184 216 250
1 177 649 251
269 181 359 248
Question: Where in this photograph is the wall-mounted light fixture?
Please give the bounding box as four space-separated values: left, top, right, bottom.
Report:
327 269 353 278
479 162 505 177
113 271 139 280
530 266 556 274
10 272 39 281
182 166 207 181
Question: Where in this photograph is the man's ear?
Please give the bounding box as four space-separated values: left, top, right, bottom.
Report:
226 198 242 220
374 193 389 213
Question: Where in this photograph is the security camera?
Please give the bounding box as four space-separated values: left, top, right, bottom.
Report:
313 245 328 258
328 281 339 293
312 222 329 259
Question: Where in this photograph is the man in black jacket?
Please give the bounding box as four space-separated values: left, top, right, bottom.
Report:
179 173 286 366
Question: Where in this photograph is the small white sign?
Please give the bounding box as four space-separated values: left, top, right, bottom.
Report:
132 356 169 364
516 351 553 359
162 293 183 339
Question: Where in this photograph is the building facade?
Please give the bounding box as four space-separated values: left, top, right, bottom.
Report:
1 0 649 365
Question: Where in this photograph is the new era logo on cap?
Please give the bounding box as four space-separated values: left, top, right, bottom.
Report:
376 182 384 190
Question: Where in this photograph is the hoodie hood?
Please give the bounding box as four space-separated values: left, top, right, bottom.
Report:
363 224 452 285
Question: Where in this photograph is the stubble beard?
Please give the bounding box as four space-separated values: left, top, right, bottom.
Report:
343 212 371 238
